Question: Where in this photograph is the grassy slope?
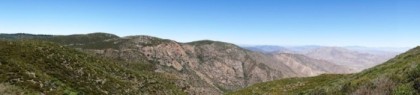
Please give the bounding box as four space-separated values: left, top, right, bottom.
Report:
0 40 186 95
230 46 420 95
228 74 349 95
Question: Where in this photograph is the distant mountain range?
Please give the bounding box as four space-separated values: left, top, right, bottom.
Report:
0 33 414 95
243 45 409 54
243 45 406 71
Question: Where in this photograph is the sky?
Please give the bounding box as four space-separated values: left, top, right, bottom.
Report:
0 0 419 47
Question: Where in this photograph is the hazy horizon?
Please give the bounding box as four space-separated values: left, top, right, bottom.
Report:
1 0 419 47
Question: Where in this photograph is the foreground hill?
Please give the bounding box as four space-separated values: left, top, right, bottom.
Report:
230 46 420 94
0 40 185 95
0 33 353 94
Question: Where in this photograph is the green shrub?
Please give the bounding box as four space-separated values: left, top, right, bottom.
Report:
394 84 416 95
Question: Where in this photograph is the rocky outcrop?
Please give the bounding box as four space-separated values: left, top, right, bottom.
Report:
88 37 286 94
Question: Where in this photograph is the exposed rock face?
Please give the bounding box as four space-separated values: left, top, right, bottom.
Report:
90 37 286 94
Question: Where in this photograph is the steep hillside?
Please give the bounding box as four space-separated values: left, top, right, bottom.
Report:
0 40 185 95
230 46 420 95
94 37 292 94
83 35 352 94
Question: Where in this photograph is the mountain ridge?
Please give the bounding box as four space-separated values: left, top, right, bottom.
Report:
0 32 399 94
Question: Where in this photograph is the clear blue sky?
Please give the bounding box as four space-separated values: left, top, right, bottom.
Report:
0 0 419 47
